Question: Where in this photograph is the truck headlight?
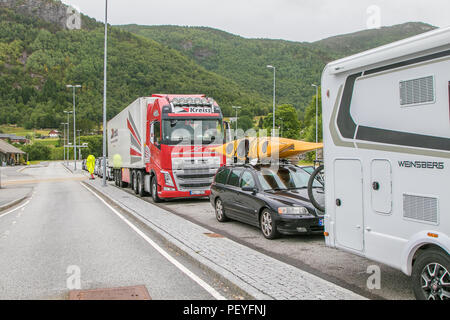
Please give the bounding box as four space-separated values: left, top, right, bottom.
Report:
278 206 311 216
161 171 175 187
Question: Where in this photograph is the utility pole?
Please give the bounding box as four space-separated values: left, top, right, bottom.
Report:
232 106 242 138
102 0 108 187
267 65 276 136
64 111 73 165
61 123 68 163
66 85 81 170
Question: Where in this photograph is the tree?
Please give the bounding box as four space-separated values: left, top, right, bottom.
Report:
21 142 51 161
301 90 322 143
238 115 254 132
263 104 301 139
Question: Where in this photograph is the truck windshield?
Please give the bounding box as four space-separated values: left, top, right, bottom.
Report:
162 119 224 145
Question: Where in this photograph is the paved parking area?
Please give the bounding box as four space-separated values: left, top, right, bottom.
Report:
158 197 413 300
86 178 365 300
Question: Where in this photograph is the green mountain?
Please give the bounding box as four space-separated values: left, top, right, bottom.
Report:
0 0 266 130
0 0 437 132
119 22 436 113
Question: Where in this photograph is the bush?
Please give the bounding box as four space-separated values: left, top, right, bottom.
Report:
20 142 51 161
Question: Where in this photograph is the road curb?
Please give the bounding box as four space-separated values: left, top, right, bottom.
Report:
82 181 272 300
0 191 32 213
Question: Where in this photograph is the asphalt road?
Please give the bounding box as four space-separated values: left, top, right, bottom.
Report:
0 163 237 300
122 188 414 300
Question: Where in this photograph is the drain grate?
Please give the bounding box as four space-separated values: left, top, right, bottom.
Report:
204 232 224 238
69 285 151 300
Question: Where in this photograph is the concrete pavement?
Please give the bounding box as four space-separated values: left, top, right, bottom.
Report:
0 165 33 212
0 162 237 299
85 176 365 300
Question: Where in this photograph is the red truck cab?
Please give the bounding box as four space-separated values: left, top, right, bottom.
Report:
145 94 226 201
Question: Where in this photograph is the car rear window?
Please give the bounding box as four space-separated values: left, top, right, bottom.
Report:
240 170 256 188
215 168 230 184
227 169 242 187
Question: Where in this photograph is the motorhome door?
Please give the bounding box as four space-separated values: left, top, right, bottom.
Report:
334 159 364 251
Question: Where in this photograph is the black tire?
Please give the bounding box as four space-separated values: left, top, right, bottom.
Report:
132 171 138 194
151 176 162 203
308 164 325 212
137 171 146 197
260 209 279 240
412 248 450 300
215 198 229 222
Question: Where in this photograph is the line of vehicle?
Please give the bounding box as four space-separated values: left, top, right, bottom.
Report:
80 182 226 300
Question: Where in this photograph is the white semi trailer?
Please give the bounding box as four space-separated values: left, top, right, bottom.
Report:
313 26 450 300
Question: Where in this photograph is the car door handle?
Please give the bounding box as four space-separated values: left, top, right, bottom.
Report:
365 227 372 232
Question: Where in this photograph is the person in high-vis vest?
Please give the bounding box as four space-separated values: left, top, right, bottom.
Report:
86 155 96 180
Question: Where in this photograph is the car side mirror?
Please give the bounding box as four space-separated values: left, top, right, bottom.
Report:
242 186 257 194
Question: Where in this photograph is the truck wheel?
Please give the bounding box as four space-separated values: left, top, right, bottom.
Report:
412 248 450 300
137 171 146 197
151 176 162 203
260 209 280 240
132 171 138 194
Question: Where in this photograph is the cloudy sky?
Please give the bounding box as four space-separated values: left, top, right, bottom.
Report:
60 0 449 42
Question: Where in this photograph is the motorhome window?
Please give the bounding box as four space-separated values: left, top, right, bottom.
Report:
399 76 435 106
162 119 223 145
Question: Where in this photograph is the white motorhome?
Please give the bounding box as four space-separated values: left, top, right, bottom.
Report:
319 27 450 299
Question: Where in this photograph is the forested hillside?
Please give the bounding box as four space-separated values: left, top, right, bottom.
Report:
120 22 435 113
0 3 267 131
0 0 436 133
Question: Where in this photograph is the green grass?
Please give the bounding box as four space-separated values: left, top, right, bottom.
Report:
0 125 54 138
34 138 59 146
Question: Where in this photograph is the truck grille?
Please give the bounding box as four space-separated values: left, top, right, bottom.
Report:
172 167 217 191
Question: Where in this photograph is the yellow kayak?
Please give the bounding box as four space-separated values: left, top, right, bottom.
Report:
210 137 323 160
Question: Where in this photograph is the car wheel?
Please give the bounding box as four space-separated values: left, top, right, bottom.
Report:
137 171 146 197
215 198 229 222
151 176 162 203
412 248 450 300
260 209 279 239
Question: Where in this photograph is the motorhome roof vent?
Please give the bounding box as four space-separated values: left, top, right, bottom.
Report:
403 194 438 224
399 76 435 106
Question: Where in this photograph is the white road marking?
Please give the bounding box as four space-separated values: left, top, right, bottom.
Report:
0 201 30 219
80 182 226 300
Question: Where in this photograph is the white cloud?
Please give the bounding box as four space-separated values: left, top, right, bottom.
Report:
60 0 449 42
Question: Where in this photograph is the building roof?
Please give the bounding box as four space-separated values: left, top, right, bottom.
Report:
0 139 26 154
0 134 28 140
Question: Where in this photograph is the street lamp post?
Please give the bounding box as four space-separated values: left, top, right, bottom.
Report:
77 129 82 161
232 106 242 138
102 0 108 187
312 84 319 161
267 65 276 136
66 85 81 170
61 123 68 163
63 111 73 165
